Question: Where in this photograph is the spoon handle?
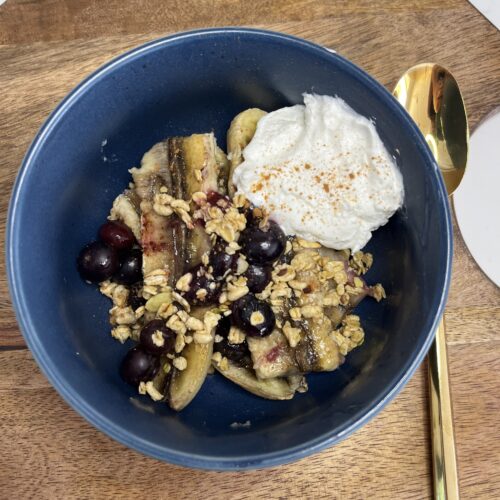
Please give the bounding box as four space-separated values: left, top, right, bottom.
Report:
429 317 460 499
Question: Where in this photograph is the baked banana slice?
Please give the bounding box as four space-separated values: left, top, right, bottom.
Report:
108 190 141 241
213 358 295 400
166 133 225 410
168 308 214 411
227 108 267 196
130 142 183 282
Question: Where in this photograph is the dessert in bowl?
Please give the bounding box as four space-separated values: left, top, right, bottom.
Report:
6 28 452 469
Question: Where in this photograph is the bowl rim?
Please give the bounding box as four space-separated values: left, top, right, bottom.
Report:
6 27 453 470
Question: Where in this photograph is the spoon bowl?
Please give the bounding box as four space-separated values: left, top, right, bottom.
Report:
393 63 468 195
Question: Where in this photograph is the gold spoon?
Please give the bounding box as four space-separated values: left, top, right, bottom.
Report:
393 63 468 500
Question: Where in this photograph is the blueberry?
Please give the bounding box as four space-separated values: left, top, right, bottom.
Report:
215 338 252 369
231 294 275 337
139 319 176 355
210 243 238 279
99 220 136 250
244 264 272 293
239 220 286 264
120 346 159 386
182 264 221 305
114 248 142 285
215 315 231 338
77 241 119 283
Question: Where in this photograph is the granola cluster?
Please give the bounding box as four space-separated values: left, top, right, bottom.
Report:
98 188 386 403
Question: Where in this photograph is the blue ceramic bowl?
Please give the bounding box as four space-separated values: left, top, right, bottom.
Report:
6 28 452 470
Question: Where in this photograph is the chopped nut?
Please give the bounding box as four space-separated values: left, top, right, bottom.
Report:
176 272 193 292
185 316 205 331
142 284 158 300
270 299 284 311
173 356 187 371
218 356 229 371
152 330 165 347
300 305 323 319
138 380 164 401
157 302 178 319
111 285 129 307
282 321 301 348
371 283 386 302
235 255 249 275
273 264 296 282
336 283 345 296
193 331 214 344
176 309 189 323
208 206 223 219
333 269 348 286
227 280 249 301
226 241 241 256
204 206 246 243
270 282 292 300
212 351 223 363
289 307 302 321
177 208 194 229
340 293 350 306
153 193 193 227
350 251 373 275
144 269 169 287
111 325 131 343
255 281 273 300
194 169 203 182
171 199 190 212
171 291 190 311
214 334 224 343
196 254 208 270
218 291 228 304
167 314 187 335
289 280 308 290
153 202 173 217
134 305 145 320
353 277 364 289
233 193 248 208
184 335 193 344
110 306 136 325
99 280 117 299
333 314 365 355
323 289 340 307
192 191 207 205
228 326 246 344
174 332 186 353
296 238 321 249
195 288 208 300
291 251 318 272
250 311 265 326
203 310 222 332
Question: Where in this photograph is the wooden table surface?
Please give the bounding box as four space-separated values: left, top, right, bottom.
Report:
1 1 499 498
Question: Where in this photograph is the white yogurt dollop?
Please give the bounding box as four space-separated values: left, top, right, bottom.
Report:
233 94 404 252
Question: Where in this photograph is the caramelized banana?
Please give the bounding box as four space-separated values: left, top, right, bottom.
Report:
227 108 267 196
168 308 214 411
167 134 225 409
130 142 183 281
108 190 141 241
213 359 295 400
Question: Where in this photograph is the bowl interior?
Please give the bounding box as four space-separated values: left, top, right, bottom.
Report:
8 29 450 469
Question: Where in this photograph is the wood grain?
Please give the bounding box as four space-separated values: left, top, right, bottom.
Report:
0 1 499 498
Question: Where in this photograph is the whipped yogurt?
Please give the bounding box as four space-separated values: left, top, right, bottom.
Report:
233 94 404 251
